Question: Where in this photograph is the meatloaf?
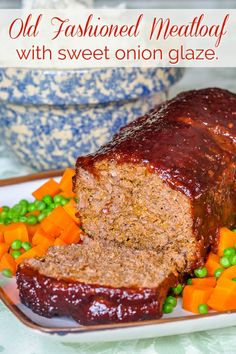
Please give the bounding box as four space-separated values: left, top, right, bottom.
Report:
16 239 177 325
17 88 236 325
74 88 236 271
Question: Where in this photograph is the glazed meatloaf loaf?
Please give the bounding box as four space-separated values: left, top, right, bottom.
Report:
17 88 236 325
74 88 236 271
17 239 177 325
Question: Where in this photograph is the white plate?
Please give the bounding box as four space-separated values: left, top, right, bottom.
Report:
0 173 236 343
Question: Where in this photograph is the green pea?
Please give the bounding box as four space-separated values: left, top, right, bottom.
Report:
53 194 63 203
232 229 236 233
54 202 61 208
214 268 224 278
230 255 236 266
19 206 28 216
42 195 53 205
19 216 27 223
37 213 46 222
0 211 9 219
11 239 22 250
19 199 29 207
2 206 10 212
232 278 236 282
48 203 55 210
12 217 19 223
4 219 11 225
22 241 32 251
198 304 208 314
165 296 177 307
187 278 193 285
194 267 208 278
12 204 23 215
2 268 12 278
224 247 236 258
172 284 183 295
220 256 231 268
35 200 46 211
11 250 22 259
26 215 38 225
45 209 51 216
60 198 69 206
162 303 173 314
7 210 14 220
0 219 4 225
28 203 36 212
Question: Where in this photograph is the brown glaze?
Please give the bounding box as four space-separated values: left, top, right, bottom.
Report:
16 264 177 325
76 88 236 257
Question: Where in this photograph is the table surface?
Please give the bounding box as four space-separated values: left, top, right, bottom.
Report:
1 68 236 353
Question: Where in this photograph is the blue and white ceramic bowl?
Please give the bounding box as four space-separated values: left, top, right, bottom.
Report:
0 67 183 170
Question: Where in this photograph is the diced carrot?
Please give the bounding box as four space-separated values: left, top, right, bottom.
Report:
191 277 217 288
32 178 61 200
205 252 222 277
60 222 81 244
27 224 40 239
219 265 236 280
32 231 54 249
15 245 47 265
41 218 61 238
53 238 66 246
0 232 4 243
182 285 214 314
63 199 80 225
59 168 75 198
0 244 9 259
0 253 16 275
4 222 29 244
0 207 3 213
207 277 236 311
0 225 7 233
217 227 236 257
42 206 75 232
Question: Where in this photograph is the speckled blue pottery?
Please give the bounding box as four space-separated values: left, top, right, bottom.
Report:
0 67 183 170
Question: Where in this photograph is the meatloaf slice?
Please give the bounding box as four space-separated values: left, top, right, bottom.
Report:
74 88 236 272
16 239 177 325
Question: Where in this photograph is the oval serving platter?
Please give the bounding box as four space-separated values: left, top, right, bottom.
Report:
1 171 236 343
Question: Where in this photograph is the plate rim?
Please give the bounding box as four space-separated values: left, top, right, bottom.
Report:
0 170 235 336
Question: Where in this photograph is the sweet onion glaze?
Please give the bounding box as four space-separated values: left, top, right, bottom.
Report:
16 264 176 325
76 88 236 255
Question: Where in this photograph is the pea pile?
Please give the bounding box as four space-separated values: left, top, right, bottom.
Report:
0 194 73 226
162 284 184 314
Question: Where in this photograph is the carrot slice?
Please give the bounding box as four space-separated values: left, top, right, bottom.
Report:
205 252 222 277
191 277 217 288
59 168 75 197
0 232 4 243
0 253 16 275
182 285 214 314
0 244 9 259
15 245 47 265
63 199 80 225
41 218 61 238
4 223 29 244
27 224 40 239
32 231 54 249
42 206 75 234
53 238 66 246
219 265 236 280
207 277 236 311
32 178 61 200
60 222 81 244
218 227 236 257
